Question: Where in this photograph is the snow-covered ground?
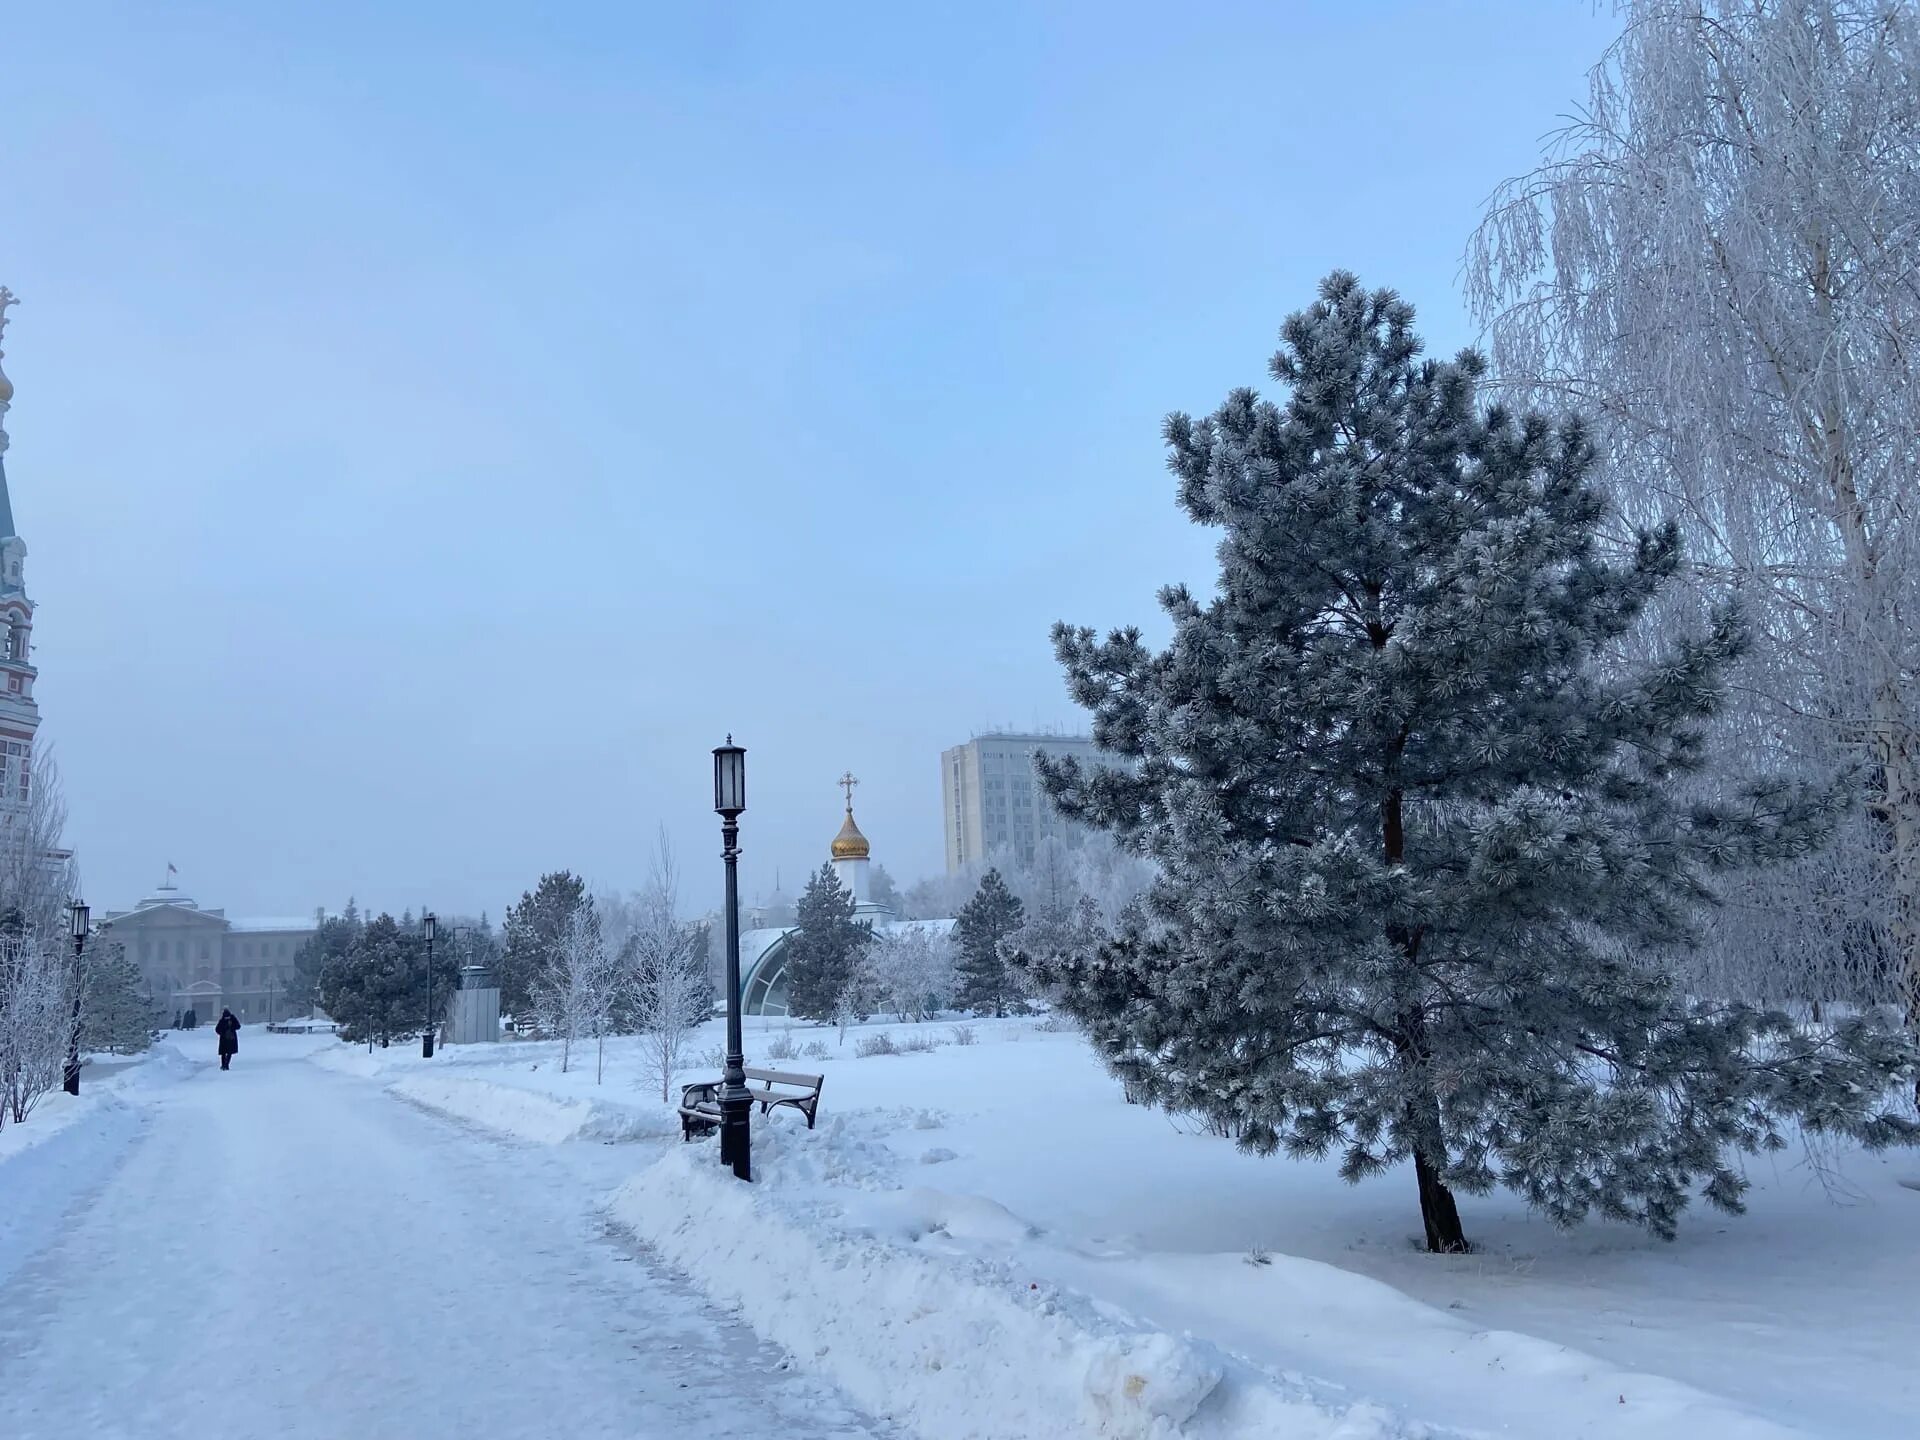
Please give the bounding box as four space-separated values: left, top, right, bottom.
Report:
0 1029 883 1440
331 1014 1919 1440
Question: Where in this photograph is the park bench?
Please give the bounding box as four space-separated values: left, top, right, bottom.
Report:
679 1067 824 1142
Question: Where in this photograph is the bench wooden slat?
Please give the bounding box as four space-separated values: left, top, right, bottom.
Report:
679 1068 824 1141
743 1067 824 1089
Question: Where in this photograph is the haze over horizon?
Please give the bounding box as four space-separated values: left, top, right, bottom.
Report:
3 1 1615 919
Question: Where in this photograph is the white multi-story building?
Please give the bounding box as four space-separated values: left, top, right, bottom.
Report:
940 731 1097 873
103 873 317 1025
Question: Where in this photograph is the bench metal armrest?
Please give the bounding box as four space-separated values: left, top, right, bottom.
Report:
680 1080 721 1109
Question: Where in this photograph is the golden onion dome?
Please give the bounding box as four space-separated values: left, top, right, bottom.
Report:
830 808 870 860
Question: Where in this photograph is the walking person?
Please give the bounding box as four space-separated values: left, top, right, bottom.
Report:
215 1008 240 1071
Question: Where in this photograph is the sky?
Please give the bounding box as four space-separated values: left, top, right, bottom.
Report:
2 1 1617 921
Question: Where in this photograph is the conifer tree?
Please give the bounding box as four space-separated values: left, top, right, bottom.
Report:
288 911 360 1018
783 863 869 1024
954 869 1025 1017
81 941 154 1054
1025 273 1918 1252
316 913 458 1046
501 871 589 1019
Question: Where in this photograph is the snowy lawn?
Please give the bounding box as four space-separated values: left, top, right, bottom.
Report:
321 1015 1917 1440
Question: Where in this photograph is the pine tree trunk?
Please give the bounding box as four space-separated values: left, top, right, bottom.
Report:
1380 772 1469 1253
1413 1146 1469 1254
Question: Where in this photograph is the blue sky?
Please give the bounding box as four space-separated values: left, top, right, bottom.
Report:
3 1 1615 919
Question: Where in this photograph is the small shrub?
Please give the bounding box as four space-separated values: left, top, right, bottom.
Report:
694 1044 729 1074
800 1040 830 1061
949 1024 977 1047
898 1032 940 1055
1036 1013 1076 1033
1244 1246 1273 1268
855 1032 897 1058
765 1027 797 1061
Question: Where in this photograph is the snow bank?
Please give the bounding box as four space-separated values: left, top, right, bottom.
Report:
0 1043 193 1168
0 1090 111 1166
389 1073 673 1145
612 1135 1412 1440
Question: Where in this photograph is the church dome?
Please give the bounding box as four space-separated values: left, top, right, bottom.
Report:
830 808 870 860
0 363 12 405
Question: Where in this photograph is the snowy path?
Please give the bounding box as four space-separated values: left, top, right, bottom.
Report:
0 1039 881 1440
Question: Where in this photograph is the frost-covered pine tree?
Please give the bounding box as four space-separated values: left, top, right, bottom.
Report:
784 863 869 1025
954 869 1024 1017
1009 894 1106 1013
81 941 155 1055
289 911 360 1019
1029 273 1918 1252
501 871 590 1021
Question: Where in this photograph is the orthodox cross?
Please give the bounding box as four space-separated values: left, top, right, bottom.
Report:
839 771 859 811
0 287 16 344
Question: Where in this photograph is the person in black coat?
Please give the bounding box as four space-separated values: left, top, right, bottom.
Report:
216 1009 240 1070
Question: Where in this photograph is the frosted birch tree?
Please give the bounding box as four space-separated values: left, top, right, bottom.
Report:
0 747 75 938
534 896 615 1077
0 929 68 1127
624 832 711 1101
0 750 78 1128
1466 0 1920 1023
867 924 957 1021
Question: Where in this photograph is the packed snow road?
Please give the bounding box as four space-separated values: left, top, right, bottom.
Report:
0 1036 881 1440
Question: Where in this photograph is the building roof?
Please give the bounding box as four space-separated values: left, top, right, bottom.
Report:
229 917 316 933
133 880 202 911
831 807 871 860
739 915 957 993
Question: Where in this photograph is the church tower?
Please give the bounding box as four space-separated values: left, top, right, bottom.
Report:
830 771 871 906
0 288 42 812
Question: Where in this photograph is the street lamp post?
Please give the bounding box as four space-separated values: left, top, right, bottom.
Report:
422 912 437 1059
64 899 88 1096
713 738 751 1181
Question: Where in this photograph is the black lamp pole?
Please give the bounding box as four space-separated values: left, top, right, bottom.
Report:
713 737 751 1181
422 912 437 1059
65 899 89 1096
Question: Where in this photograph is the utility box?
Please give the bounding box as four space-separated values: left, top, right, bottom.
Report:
447 963 500 1045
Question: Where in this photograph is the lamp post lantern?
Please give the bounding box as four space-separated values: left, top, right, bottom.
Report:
422 911 437 1059
64 899 88 1095
713 737 751 1181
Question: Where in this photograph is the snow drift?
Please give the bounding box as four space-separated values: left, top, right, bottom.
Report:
611 1135 1414 1440
388 1073 672 1145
